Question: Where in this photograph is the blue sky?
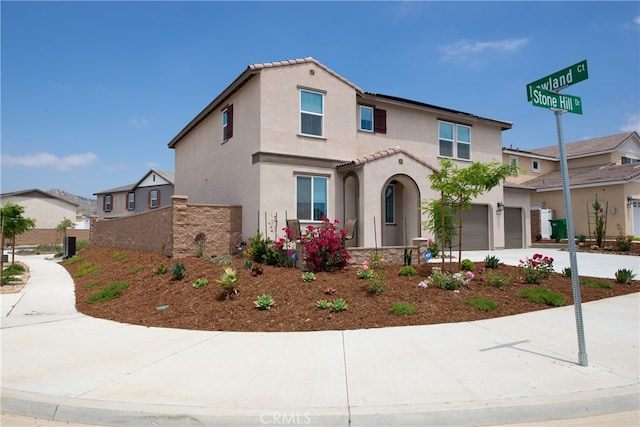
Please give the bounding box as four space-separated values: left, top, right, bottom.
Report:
2 1 639 199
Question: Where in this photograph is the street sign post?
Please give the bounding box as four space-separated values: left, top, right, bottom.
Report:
526 59 588 101
530 88 583 115
526 60 589 367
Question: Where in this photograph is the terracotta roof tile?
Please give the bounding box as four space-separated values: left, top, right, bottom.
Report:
337 146 439 171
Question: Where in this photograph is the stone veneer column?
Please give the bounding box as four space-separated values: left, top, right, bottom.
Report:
171 195 189 258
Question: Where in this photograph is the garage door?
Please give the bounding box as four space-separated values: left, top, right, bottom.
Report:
504 207 523 249
461 204 489 250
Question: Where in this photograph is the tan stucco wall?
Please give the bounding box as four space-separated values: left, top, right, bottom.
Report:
503 153 556 184
1 195 77 229
530 182 639 237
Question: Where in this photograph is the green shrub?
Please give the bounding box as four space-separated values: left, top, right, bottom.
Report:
391 301 417 316
254 294 275 310
211 255 233 266
192 277 209 288
84 280 101 289
484 255 500 269
301 272 316 282
111 250 129 261
397 266 418 276
460 259 475 271
87 281 129 304
152 264 168 275
331 298 348 312
129 265 144 274
74 262 101 278
215 268 238 288
427 270 472 291
3 264 25 275
581 278 612 289
76 239 89 251
561 267 572 278
248 231 272 264
242 260 253 269
403 248 413 266
615 268 636 284
465 297 498 312
483 270 512 287
64 255 84 265
316 299 331 309
518 288 565 307
170 263 187 281
366 271 384 295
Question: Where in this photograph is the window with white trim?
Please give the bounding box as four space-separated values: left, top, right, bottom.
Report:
104 194 112 212
439 121 471 160
127 192 135 211
300 89 323 137
149 190 159 209
222 104 233 142
532 159 541 172
359 105 387 133
296 175 327 221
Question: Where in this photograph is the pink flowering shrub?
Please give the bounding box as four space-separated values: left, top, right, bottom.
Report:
301 217 351 272
518 253 554 284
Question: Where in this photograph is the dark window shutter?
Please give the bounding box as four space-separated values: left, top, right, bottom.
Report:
226 104 233 139
374 108 387 134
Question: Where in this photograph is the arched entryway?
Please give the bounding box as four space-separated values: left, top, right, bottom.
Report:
342 172 359 247
381 174 420 247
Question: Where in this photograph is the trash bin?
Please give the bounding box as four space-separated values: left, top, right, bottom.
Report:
549 219 567 240
64 236 76 259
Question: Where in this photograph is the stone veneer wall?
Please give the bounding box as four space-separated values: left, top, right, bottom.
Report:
170 196 242 259
90 206 173 255
89 196 242 259
14 229 90 246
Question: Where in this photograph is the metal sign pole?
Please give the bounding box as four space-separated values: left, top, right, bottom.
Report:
554 109 588 366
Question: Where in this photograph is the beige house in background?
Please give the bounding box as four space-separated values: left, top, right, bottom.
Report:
0 189 79 229
503 131 640 238
168 57 528 250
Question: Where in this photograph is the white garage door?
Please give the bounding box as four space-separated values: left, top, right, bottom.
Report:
461 204 489 250
504 207 523 249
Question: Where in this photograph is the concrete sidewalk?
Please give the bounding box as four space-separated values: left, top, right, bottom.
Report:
1 251 639 426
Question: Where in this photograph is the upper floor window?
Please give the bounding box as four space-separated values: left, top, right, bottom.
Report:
127 192 135 211
359 105 387 133
510 157 518 168
296 175 327 221
149 190 159 209
103 194 112 212
385 184 395 224
622 156 638 164
222 104 233 142
300 89 323 137
439 121 471 160
532 159 541 172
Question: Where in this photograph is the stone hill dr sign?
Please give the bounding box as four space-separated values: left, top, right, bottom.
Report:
526 59 588 115
530 88 583 115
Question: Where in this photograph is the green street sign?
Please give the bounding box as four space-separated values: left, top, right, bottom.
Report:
530 88 583 115
526 60 588 101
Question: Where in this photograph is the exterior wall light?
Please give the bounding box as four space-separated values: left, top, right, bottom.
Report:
496 202 504 214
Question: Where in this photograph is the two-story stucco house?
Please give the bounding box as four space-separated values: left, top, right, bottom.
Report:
504 131 640 238
168 57 526 250
94 169 174 220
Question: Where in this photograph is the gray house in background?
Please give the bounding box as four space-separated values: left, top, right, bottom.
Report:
94 169 174 219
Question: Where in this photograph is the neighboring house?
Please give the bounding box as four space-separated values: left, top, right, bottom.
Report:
504 131 640 238
168 57 526 250
0 189 78 228
94 169 175 219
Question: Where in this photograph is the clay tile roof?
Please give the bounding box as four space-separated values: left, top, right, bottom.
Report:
530 131 638 159
337 146 439 171
504 181 536 190
522 162 640 190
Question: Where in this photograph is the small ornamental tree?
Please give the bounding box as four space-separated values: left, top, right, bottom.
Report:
300 217 351 272
1 202 37 268
56 217 75 245
423 159 518 270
